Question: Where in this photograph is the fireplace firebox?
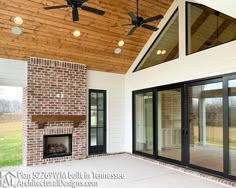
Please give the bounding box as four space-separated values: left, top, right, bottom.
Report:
43 134 72 158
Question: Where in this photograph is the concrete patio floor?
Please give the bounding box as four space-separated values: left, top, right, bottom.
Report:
0 154 234 188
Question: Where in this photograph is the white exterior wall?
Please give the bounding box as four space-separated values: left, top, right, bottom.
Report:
124 0 236 152
87 70 125 153
0 58 27 87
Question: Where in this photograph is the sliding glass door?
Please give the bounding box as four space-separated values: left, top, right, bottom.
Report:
188 80 223 172
157 87 182 162
227 77 236 178
132 74 236 180
133 91 154 156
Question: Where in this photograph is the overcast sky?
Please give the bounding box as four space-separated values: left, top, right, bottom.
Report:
0 86 22 101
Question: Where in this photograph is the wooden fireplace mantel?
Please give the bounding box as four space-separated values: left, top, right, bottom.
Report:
31 115 86 129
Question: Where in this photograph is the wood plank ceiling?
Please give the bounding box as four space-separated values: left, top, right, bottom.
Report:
0 0 174 74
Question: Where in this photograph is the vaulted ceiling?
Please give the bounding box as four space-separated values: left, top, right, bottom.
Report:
0 0 174 74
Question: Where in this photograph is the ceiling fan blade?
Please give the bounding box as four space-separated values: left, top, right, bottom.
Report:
143 15 164 23
142 24 158 31
44 5 68 10
72 8 79 21
122 24 134 26
81 0 88 3
128 26 137 36
81 5 105 15
111 23 133 27
128 11 137 22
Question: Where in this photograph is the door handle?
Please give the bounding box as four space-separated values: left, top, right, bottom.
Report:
182 128 189 135
185 128 188 135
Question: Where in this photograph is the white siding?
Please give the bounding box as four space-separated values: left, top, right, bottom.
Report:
0 58 27 87
87 70 125 153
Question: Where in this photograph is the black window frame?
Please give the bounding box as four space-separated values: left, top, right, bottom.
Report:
133 8 179 72
185 2 236 56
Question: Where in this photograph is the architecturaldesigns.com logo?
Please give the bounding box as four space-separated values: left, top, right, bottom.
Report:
0 171 18 188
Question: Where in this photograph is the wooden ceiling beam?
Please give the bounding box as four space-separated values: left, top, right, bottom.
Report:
190 10 210 35
199 20 232 50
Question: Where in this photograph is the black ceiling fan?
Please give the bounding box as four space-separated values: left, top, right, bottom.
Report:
44 0 105 22
113 0 163 36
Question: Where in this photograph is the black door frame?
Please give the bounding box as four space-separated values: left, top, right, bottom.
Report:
132 72 236 181
185 78 224 177
155 84 184 166
89 89 107 155
223 74 236 181
132 88 156 159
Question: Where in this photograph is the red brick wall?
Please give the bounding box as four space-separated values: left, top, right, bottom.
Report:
23 57 87 166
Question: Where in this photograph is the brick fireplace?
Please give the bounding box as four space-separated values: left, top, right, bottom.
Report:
23 57 87 166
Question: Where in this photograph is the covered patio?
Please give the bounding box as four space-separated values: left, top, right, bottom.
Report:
1 154 235 188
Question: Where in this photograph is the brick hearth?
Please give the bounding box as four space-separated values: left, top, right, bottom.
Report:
23 57 87 166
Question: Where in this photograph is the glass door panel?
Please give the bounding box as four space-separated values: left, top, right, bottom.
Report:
228 80 236 176
98 111 104 127
134 92 153 155
188 82 223 172
98 93 104 110
91 93 97 110
97 128 104 145
158 88 182 161
90 128 97 146
90 110 97 127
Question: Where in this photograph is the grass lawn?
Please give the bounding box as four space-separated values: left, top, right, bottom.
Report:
0 121 22 167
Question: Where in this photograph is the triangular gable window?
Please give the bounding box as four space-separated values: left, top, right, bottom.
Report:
134 9 179 72
133 2 236 72
186 3 236 55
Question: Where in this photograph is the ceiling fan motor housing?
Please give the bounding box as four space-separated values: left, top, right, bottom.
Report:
67 0 83 8
44 0 105 22
132 17 144 26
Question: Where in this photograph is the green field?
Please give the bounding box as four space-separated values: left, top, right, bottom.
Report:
0 122 22 167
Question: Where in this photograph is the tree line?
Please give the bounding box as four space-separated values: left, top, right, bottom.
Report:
0 99 22 113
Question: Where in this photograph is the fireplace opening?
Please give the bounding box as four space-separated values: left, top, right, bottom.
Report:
43 134 72 158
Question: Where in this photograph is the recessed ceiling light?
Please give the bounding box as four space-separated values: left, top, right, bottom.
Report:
118 40 125 47
11 27 22 35
14 17 23 25
73 30 81 37
114 48 122 54
161 50 166 55
156 50 162 55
